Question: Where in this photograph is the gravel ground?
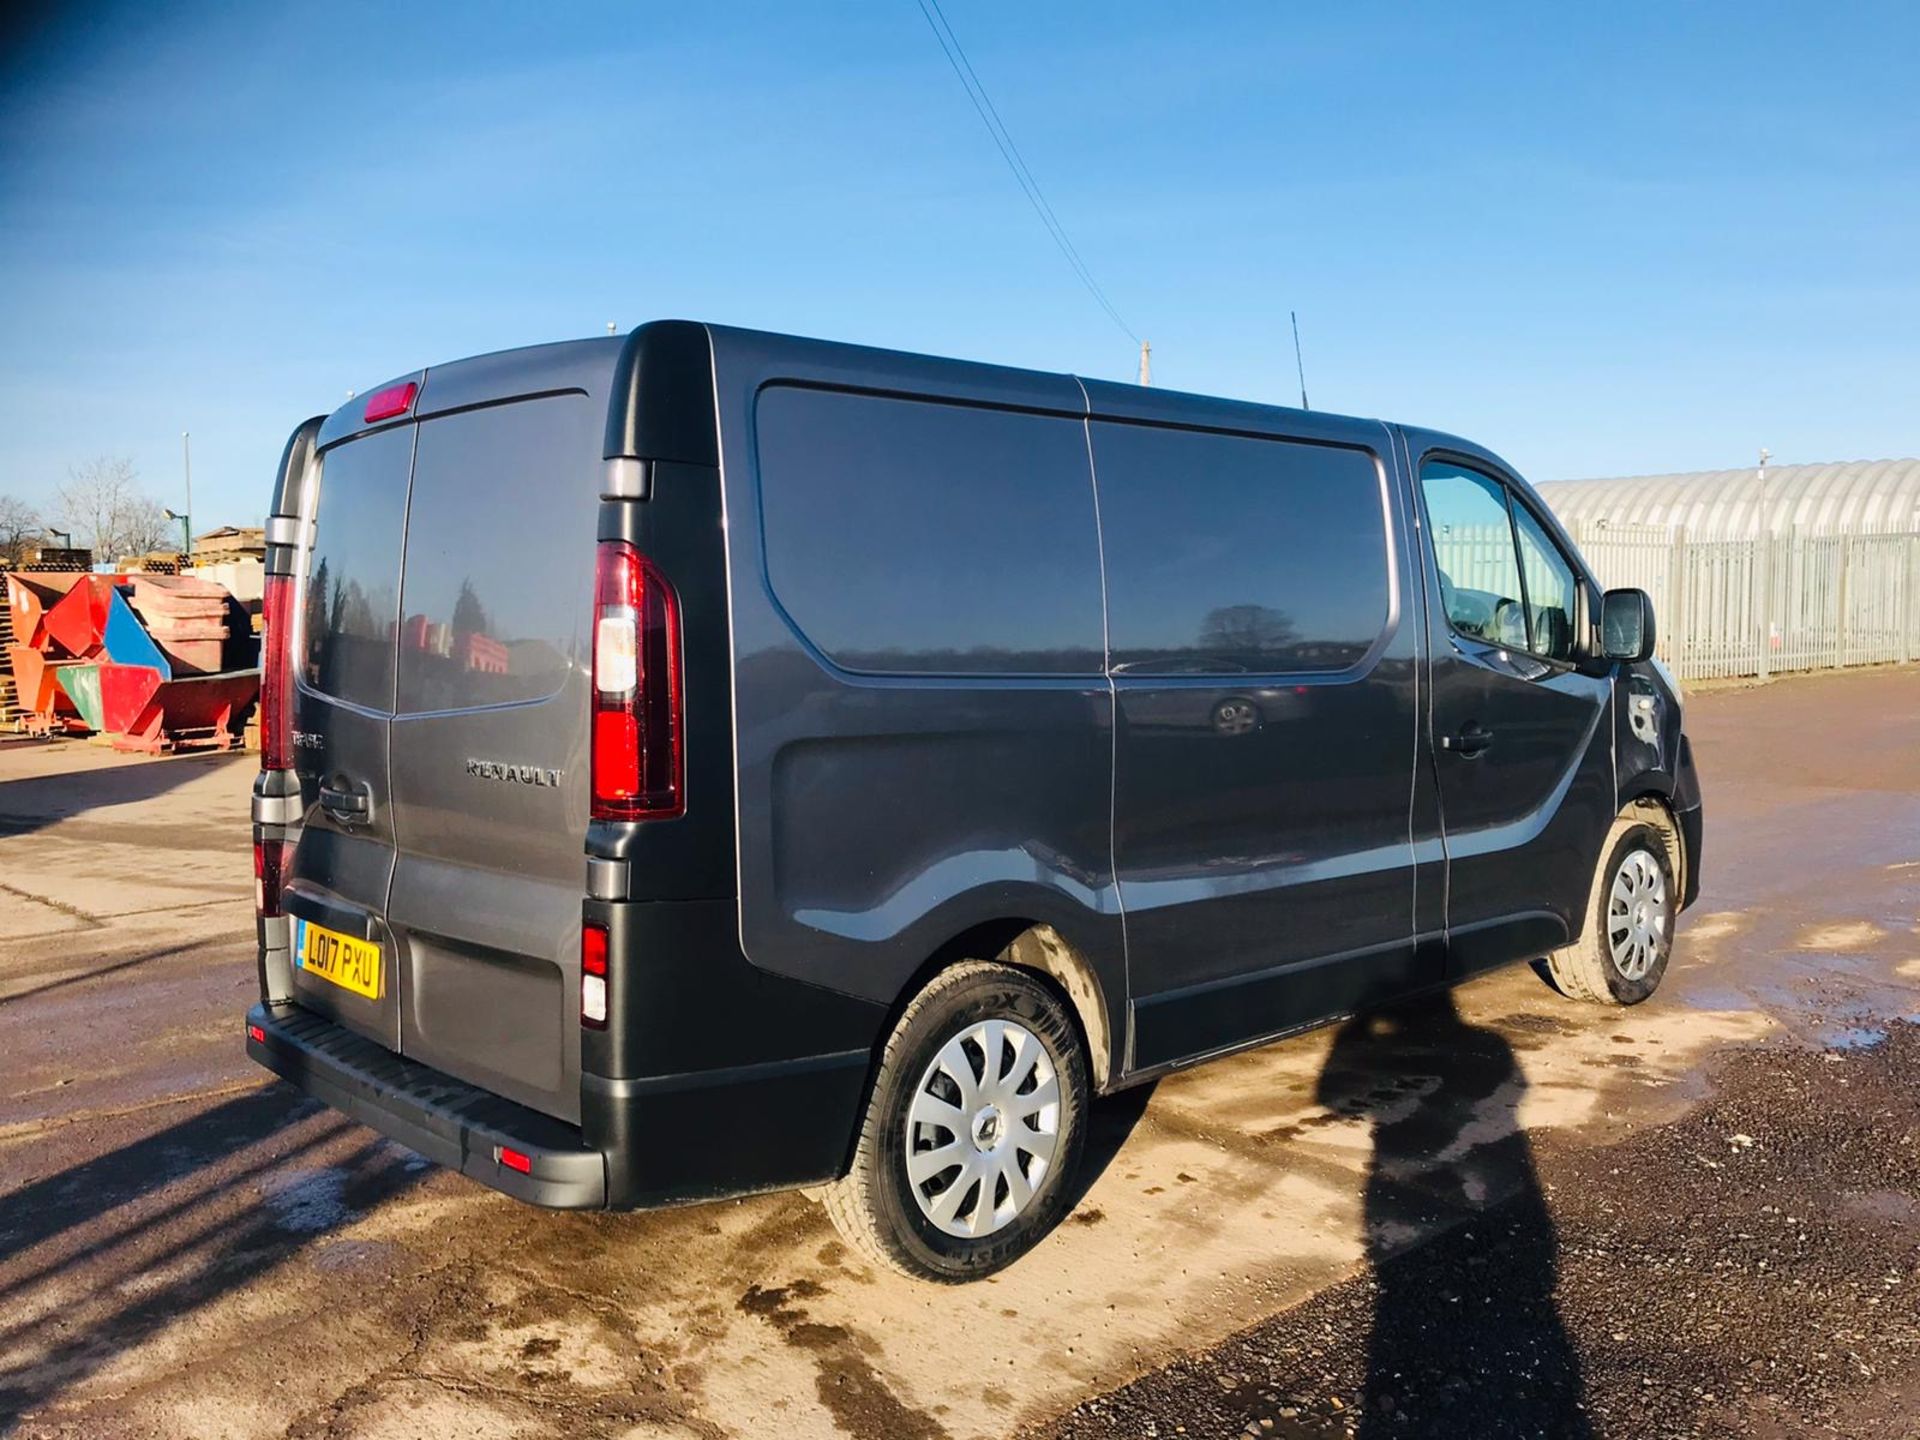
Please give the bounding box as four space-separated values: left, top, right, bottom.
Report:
1039 1021 1920 1439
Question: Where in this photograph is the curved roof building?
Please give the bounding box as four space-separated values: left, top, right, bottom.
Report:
1536 458 1920 538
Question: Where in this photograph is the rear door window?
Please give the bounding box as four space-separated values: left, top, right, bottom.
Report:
1092 424 1393 674
395 396 598 714
302 425 414 711
755 386 1105 675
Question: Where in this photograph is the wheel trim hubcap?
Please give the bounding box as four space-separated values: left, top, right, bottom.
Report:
906 1018 1061 1239
1606 847 1669 982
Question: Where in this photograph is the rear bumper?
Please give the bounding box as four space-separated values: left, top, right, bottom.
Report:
246 1002 607 1208
246 997 875 1212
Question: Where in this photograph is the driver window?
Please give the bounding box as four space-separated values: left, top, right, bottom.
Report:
1419 462 1527 651
1512 501 1578 662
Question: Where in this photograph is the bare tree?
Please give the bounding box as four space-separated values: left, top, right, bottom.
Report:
0 494 39 565
55 457 174 561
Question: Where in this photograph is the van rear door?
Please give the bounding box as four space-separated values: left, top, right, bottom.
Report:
383 342 616 1124
284 415 417 1050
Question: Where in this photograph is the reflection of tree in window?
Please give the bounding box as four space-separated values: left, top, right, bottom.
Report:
1198 604 1296 663
332 579 376 643
303 556 331 682
451 578 489 638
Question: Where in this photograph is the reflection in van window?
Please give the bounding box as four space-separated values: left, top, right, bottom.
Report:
397 396 598 713
756 387 1105 675
1419 462 1528 651
1512 502 1577 661
1093 424 1391 675
303 425 412 711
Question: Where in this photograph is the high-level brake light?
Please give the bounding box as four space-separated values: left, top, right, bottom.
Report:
590 540 683 820
362 381 417 423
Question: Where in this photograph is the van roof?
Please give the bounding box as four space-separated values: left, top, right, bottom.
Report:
315 321 1519 483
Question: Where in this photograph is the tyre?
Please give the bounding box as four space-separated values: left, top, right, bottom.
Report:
1540 816 1676 1005
822 960 1089 1282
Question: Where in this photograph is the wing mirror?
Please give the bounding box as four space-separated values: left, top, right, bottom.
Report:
1599 588 1657 663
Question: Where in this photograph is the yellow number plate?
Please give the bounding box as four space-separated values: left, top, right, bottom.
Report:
295 919 383 1000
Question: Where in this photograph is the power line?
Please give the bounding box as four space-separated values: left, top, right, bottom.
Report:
914 0 1140 345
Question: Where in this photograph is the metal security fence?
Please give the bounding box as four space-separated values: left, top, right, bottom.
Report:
1565 523 1920 681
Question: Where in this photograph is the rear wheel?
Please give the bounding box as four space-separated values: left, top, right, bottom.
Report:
1540 817 1676 1005
822 961 1088 1282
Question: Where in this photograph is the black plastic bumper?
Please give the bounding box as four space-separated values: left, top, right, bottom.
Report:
246 1002 607 1208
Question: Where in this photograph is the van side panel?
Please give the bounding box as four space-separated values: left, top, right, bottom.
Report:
709 329 1127 1063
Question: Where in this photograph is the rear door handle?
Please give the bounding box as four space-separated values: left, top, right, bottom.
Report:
318 780 372 821
1441 724 1494 758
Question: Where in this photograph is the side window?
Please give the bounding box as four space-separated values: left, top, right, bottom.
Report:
1511 502 1578 662
755 387 1105 674
1094 423 1392 675
1419 462 1528 651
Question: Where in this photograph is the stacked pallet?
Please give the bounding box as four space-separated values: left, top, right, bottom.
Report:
0 583 17 725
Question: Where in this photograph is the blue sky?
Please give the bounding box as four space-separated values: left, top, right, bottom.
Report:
2 1 1915 534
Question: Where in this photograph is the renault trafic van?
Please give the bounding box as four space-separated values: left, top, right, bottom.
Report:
247 322 1702 1280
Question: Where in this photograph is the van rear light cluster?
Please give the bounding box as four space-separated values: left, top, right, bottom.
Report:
254 837 292 919
580 921 610 1029
591 539 683 819
259 572 295 771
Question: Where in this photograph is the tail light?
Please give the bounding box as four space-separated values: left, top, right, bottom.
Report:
591 539 683 819
254 837 291 919
581 921 610 1028
260 572 295 771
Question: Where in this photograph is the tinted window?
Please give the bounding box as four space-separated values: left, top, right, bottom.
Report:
396 396 596 713
303 425 412 710
756 387 1104 674
1094 424 1391 674
1419 462 1528 651
1512 501 1578 661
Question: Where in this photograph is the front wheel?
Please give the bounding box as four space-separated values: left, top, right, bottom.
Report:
821 961 1088 1282
1540 817 1676 1005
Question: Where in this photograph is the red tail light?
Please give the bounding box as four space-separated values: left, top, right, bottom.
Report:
581 921 610 1029
260 572 295 771
254 836 291 919
496 1145 533 1174
591 539 683 819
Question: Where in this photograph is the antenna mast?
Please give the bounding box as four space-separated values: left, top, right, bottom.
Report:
1291 311 1310 411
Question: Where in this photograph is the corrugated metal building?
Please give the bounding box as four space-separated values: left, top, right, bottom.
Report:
1537 458 1920 538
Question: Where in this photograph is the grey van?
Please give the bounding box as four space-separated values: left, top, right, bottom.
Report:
247 322 1703 1280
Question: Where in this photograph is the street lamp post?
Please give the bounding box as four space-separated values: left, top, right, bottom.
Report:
181 431 194 562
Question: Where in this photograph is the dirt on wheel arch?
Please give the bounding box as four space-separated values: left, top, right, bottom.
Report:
1034 1022 1920 1439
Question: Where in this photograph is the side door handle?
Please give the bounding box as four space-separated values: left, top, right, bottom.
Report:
318 778 373 823
1441 724 1494 758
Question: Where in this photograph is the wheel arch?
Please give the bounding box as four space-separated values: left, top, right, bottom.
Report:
888 918 1118 1092
1620 789 1687 905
